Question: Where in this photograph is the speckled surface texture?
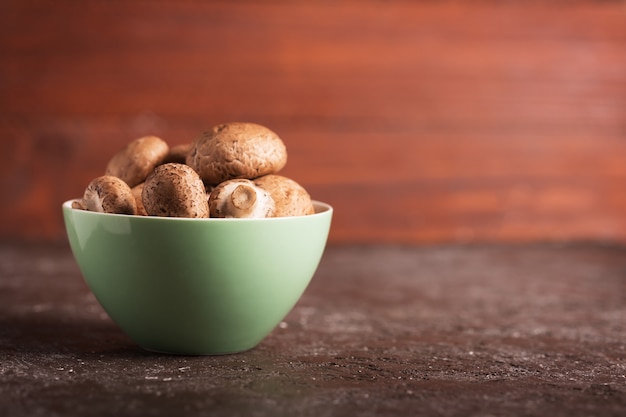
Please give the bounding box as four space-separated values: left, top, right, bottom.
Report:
1 242 625 416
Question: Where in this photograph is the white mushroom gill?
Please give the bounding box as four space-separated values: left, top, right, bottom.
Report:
84 192 105 213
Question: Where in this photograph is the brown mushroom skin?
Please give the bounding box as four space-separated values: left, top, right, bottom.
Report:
71 200 86 210
105 136 169 187
142 163 209 218
162 143 193 165
79 175 138 215
254 174 315 217
186 122 287 185
208 179 274 218
131 183 148 216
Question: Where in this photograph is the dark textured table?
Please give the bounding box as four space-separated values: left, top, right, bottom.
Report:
1 242 625 416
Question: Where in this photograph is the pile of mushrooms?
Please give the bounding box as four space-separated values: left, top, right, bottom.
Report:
73 122 315 218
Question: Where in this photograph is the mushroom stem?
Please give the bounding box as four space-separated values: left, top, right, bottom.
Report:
208 179 274 218
231 184 257 211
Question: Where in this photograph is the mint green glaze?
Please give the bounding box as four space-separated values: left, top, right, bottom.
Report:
62 200 332 355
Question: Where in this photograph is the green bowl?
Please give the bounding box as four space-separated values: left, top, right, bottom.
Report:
62 199 332 355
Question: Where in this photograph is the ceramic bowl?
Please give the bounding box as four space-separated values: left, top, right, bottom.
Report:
62 200 332 355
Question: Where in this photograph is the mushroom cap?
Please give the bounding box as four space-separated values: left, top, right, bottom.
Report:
186 122 287 185
162 143 193 165
71 200 86 210
131 183 148 216
81 175 138 215
105 136 169 187
142 163 209 218
254 174 315 217
208 179 274 218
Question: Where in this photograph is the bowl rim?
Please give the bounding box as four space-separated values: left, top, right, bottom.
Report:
63 199 333 222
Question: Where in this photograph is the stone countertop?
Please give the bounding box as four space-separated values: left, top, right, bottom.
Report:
1 242 625 416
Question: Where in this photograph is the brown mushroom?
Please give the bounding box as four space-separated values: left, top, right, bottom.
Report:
71 200 86 210
162 143 193 165
254 174 315 217
208 179 274 218
131 183 148 216
186 122 287 185
142 163 209 218
105 136 169 187
76 175 137 215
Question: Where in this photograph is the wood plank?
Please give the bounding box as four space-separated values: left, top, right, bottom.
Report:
1 1 625 243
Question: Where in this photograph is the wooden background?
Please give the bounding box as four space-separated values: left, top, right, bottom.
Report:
1 0 625 244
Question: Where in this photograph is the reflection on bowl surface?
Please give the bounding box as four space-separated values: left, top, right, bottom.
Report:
63 200 332 355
